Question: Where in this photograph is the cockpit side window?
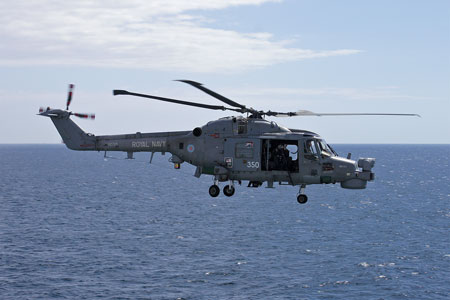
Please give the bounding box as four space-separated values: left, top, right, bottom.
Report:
303 139 319 160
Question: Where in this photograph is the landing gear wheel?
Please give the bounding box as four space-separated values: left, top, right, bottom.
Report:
297 194 308 204
209 185 220 197
223 185 235 197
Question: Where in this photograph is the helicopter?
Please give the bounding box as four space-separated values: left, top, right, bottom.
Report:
38 81 419 204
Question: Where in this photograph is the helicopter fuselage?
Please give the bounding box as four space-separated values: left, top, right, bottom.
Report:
66 115 374 191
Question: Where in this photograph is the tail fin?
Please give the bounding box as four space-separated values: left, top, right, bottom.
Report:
39 108 96 150
50 116 96 150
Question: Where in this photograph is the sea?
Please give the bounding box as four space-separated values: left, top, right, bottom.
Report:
0 144 448 299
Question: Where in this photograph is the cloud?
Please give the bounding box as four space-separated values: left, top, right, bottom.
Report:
0 0 361 73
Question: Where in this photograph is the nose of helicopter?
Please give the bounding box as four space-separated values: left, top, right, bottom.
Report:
338 157 375 189
330 156 358 177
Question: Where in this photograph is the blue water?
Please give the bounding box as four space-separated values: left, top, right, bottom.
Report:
0 144 449 299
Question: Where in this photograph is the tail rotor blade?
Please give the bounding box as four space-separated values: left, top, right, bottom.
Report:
66 84 75 110
73 113 95 120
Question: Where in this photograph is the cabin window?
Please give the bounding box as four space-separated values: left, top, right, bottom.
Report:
237 120 247 134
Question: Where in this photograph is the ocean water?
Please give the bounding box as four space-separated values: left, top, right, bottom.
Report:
0 144 449 299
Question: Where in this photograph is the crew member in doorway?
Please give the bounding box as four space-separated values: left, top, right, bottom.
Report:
274 144 290 170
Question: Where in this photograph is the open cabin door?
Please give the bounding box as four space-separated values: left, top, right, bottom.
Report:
261 139 299 172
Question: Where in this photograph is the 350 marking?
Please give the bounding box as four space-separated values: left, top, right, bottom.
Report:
246 161 260 168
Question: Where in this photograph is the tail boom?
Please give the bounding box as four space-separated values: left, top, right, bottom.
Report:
41 109 190 153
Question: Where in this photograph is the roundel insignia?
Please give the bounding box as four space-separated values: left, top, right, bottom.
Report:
187 144 195 153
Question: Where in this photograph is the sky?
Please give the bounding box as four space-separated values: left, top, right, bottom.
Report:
1 0 449 144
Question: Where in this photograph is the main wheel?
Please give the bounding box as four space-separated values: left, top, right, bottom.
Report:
297 194 308 204
209 185 220 197
223 185 235 197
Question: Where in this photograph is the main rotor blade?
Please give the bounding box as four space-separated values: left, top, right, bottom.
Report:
176 80 247 110
113 89 239 112
272 110 421 117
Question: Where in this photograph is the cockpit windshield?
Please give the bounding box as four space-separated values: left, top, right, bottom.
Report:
317 139 335 156
303 138 337 160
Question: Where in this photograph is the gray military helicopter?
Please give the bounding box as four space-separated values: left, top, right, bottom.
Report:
39 81 419 204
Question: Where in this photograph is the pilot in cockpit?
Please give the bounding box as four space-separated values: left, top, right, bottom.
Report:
305 140 314 153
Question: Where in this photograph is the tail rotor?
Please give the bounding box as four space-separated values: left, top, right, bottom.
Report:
66 84 74 110
38 84 95 120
